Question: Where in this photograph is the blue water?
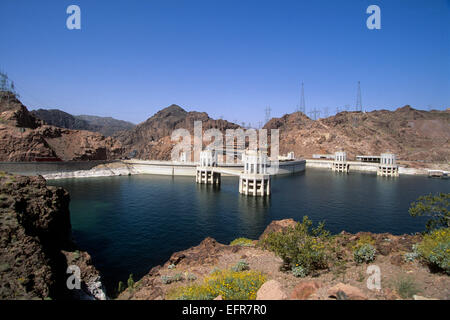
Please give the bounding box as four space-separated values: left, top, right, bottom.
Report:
48 169 449 291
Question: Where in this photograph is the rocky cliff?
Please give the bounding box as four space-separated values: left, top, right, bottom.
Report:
265 106 450 163
116 104 239 160
0 92 124 161
0 172 106 299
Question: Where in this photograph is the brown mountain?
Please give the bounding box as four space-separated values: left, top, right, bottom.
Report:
0 92 123 161
116 104 239 160
30 109 136 137
264 106 450 163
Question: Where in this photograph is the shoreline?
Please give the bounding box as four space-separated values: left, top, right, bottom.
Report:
1 159 448 180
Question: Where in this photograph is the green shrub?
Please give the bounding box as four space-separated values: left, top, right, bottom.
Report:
260 216 330 274
404 244 420 262
173 273 183 282
231 259 250 272
230 238 254 247
353 244 376 264
409 193 449 231
417 227 450 274
292 266 307 278
127 274 135 289
395 275 420 299
161 275 173 285
161 273 184 285
167 269 266 300
117 281 126 294
186 273 197 281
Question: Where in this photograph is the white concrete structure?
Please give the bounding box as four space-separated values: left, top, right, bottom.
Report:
179 152 187 163
332 151 349 173
239 150 270 196
356 155 381 163
312 154 335 159
196 150 220 185
279 151 295 161
378 153 399 177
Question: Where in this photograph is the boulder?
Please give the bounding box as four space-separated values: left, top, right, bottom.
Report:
259 219 297 241
256 280 288 300
327 283 368 300
289 281 322 300
390 254 405 266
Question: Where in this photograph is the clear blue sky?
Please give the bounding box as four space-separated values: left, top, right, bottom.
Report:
0 0 449 125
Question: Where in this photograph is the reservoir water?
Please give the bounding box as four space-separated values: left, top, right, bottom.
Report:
48 169 449 292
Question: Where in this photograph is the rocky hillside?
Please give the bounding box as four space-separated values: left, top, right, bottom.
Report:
0 92 123 161
0 172 106 299
116 104 239 160
118 219 449 300
265 106 450 163
76 115 135 137
31 109 135 137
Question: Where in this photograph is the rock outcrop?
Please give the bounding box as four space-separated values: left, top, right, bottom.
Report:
0 172 106 299
116 104 239 160
265 106 450 163
0 91 124 161
256 280 288 300
118 219 449 300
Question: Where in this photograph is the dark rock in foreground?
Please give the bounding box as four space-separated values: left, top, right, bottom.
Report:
0 172 106 299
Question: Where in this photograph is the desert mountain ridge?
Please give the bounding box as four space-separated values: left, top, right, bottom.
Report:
30 108 135 137
1 90 448 164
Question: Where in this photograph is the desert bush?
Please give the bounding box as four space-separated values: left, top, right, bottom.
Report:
230 238 254 247
161 275 173 284
117 281 126 294
353 244 376 264
404 244 420 262
231 259 250 272
186 273 197 281
260 216 330 275
291 266 307 278
161 273 184 285
417 227 450 274
167 269 266 300
127 274 135 289
352 235 376 264
409 193 449 231
395 275 420 299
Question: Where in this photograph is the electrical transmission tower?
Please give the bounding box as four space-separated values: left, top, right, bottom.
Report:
300 82 306 114
356 81 362 112
308 108 320 120
264 106 271 124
